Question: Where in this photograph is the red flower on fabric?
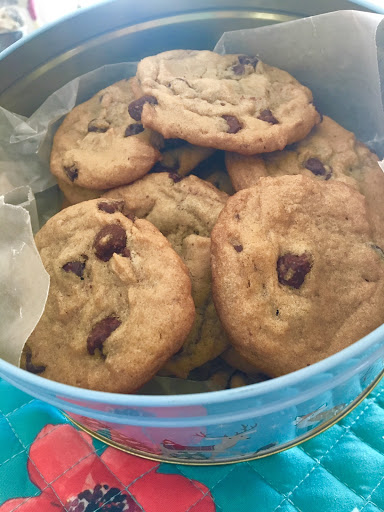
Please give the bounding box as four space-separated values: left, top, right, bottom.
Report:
0 424 215 512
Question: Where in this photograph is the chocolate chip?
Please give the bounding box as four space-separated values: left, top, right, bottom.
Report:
97 201 125 214
87 119 110 133
93 224 127 262
233 244 243 252
169 172 183 183
122 248 131 258
87 317 121 355
64 165 78 182
222 115 242 134
124 123 144 137
258 109 279 125
162 138 188 151
238 55 259 68
25 352 46 375
128 95 158 121
304 158 332 179
277 253 312 289
62 261 85 278
232 63 245 75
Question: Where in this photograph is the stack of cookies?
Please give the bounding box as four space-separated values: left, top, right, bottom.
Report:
22 50 384 393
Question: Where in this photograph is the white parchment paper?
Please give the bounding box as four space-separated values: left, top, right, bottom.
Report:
215 10 384 155
0 11 384 388
0 198 49 365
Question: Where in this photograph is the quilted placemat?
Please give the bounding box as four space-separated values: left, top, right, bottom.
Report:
0 376 383 512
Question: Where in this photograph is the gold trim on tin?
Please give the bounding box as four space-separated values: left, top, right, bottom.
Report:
65 368 384 466
2 10 297 99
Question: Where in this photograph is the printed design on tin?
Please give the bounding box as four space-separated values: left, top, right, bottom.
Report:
0 424 215 511
71 413 261 461
70 409 208 457
294 403 346 429
72 413 162 454
161 423 258 460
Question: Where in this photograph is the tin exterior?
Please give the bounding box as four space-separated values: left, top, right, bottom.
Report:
64 356 384 464
66 368 384 464
0 0 383 464
2 331 383 464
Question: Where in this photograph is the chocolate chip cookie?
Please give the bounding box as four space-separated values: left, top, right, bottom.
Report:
132 50 320 154
56 177 103 205
22 198 195 392
211 175 384 377
220 346 265 376
103 172 230 378
225 116 384 244
50 79 161 190
152 137 215 176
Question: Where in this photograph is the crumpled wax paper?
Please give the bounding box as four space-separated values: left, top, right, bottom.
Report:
0 11 383 391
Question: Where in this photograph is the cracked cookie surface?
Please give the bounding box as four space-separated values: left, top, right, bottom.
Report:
50 79 161 190
211 175 384 377
225 116 384 244
133 50 320 155
103 173 230 377
21 198 195 392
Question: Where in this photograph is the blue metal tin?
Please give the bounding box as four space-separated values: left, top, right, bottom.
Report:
0 0 383 464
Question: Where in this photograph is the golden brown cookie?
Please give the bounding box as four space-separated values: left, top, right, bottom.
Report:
56 177 103 205
22 198 195 392
220 346 265 376
225 116 384 244
50 79 161 190
103 173 230 377
131 50 320 154
211 175 384 377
